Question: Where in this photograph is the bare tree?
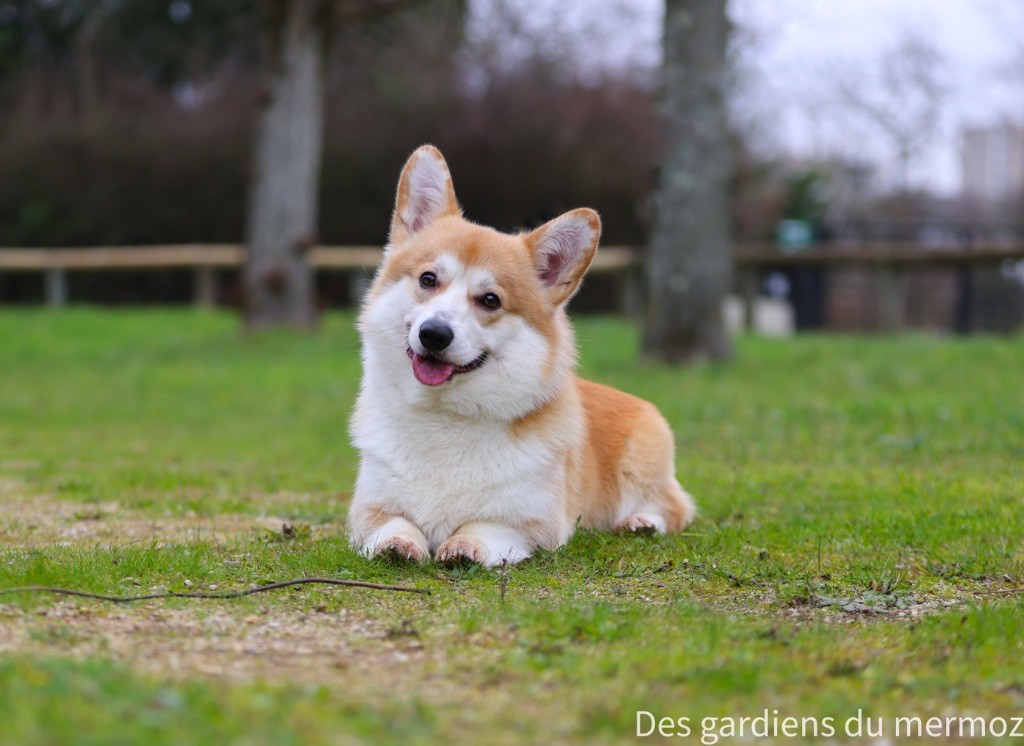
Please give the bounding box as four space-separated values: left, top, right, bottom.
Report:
643 0 733 364
244 0 330 329
244 0 420 330
834 33 946 194
460 0 652 85
979 0 1024 88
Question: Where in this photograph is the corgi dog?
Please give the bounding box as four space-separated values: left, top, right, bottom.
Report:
348 145 695 567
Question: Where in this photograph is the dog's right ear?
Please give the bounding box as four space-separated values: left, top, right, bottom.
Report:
389 145 460 247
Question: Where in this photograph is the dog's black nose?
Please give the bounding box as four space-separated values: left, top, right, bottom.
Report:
419 319 454 352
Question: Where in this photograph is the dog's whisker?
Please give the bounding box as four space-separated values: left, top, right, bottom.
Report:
366 327 404 342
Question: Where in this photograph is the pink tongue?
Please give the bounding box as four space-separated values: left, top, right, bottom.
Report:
412 353 456 386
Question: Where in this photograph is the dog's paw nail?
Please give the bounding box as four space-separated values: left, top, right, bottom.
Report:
435 538 487 567
614 515 660 536
373 536 427 563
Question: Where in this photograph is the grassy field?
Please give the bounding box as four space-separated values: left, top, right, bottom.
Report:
0 310 1022 745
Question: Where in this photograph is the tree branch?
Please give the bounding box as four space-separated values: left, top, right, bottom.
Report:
335 0 426 28
0 577 430 603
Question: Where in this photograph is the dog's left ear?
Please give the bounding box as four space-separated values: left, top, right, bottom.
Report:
525 208 601 306
389 145 461 246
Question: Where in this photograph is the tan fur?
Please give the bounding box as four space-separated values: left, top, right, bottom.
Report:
573 379 695 531
511 378 694 537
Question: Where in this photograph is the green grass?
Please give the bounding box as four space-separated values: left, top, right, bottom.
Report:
0 309 1022 745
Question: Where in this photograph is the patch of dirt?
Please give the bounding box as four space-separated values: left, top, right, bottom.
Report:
0 482 452 692
0 600 441 689
0 488 342 547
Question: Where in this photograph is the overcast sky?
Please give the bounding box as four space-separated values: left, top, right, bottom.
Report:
469 0 1024 195
731 0 1022 194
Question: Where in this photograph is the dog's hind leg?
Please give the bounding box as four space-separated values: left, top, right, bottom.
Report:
613 480 696 536
610 408 696 536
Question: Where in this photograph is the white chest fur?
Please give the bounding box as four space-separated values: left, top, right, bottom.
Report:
352 382 567 548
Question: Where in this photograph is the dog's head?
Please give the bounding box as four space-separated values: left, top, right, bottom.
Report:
358 145 601 419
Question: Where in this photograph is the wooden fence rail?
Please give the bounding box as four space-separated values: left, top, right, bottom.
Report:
0 244 638 310
732 243 1024 332
2 243 1023 331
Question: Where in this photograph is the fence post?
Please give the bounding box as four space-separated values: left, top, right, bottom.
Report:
194 265 216 308
45 267 67 309
739 266 757 332
876 263 905 332
954 266 974 334
622 261 645 319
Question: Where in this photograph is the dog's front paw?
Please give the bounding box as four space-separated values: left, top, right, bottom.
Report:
372 535 429 563
435 536 489 567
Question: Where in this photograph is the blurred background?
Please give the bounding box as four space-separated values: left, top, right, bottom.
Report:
0 0 1022 338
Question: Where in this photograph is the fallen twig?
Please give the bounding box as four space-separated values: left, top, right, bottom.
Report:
0 577 430 603
970 587 1024 597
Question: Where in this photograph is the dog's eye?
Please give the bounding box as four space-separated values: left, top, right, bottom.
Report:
480 293 501 310
419 272 437 289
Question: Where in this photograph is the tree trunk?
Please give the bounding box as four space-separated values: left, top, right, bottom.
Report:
643 0 733 364
244 0 331 329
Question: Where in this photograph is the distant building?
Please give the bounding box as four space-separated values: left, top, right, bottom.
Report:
961 122 1024 204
